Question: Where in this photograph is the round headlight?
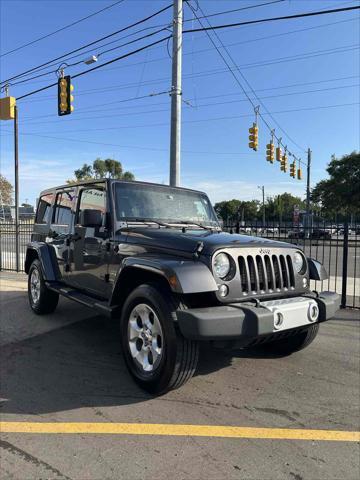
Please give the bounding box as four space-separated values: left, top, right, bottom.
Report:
293 251 306 274
214 252 231 279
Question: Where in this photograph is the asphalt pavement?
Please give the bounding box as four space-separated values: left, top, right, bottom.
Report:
0 272 359 480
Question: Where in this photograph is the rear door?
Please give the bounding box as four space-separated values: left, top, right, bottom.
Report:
66 183 111 298
49 188 77 277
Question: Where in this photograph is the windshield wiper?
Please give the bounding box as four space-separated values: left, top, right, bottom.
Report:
120 218 172 229
177 221 218 232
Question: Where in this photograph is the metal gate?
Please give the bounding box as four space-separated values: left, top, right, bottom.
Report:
1 219 359 308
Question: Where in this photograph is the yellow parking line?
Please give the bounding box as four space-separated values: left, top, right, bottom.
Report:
0 422 359 442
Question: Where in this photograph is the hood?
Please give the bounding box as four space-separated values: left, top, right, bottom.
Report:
119 227 295 256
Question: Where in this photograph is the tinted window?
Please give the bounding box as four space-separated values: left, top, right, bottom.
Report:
36 193 54 224
78 187 106 220
53 190 75 226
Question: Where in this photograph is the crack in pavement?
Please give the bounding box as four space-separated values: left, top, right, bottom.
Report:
0 439 72 480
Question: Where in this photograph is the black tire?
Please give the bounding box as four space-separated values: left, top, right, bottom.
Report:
263 324 320 355
120 283 199 394
28 259 59 315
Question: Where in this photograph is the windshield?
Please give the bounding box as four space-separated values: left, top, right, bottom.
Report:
114 182 219 226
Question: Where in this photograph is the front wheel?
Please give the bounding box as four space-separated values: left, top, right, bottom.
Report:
28 259 59 314
120 284 199 394
263 324 320 355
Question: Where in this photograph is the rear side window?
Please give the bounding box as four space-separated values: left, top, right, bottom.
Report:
36 192 54 224
53 190 76 226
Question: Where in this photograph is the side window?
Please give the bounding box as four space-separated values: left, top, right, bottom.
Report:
77 187 106 221
52 190 76 226
36 192 54 224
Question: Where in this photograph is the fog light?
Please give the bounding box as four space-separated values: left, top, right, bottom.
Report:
218 284 229 297
303 277 308 287
308 303 319 322
274 311 284 330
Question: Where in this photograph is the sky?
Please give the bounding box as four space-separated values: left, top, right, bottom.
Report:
0 0 359 207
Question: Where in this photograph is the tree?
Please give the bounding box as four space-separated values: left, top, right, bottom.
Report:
68 158 135 183
214 199 259 223
266 193 305 222
0 174 13 204
311 152 360 216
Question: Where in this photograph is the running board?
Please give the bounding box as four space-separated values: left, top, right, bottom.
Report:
46 282 116 318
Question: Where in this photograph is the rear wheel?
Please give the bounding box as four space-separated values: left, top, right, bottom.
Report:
120 284 199 394
28 259 59 314
263 324 320 355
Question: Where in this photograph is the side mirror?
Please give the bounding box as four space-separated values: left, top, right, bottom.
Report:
80 209 102 227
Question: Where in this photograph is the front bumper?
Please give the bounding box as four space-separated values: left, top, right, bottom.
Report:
177 291 340 341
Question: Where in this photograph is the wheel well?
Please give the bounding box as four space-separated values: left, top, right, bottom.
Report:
111 268 172 313
25 249 38 274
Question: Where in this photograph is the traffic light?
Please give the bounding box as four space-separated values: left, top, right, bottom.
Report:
248 123 258 151
280 153 288 172
290 161 296 178
266 142 275 163
276 146 282 162
58 75 74 116
297 167 302 180
0 96 16 120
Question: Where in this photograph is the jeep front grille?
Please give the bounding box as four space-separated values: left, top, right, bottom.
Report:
238 254 295 294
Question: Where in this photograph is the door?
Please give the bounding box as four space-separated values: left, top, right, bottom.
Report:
67 183 111 298
48 188 76 277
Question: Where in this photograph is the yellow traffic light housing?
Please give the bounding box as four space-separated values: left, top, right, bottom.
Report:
58 75 74 116
290 161 296 178
0 96 16 120
297 167 302 180
266 142 275 163
280 153 288 172
248 123 258 151
276 146 282 162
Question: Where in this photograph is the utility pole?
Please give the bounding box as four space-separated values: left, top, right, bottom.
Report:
169 0 183 187
14 105 20 272
258 185 265 226
305 147 311 235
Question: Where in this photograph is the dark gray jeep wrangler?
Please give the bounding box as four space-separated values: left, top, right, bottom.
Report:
26 179 340 394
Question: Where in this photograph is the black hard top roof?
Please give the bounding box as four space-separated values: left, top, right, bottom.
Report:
39 179 206 197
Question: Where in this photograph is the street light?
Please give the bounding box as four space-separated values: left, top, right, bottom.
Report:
258 185 265 226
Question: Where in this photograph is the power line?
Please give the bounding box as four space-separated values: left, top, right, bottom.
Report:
9 25 359 90
17 44 359 105
15 35 172 101
0 0 126 59
0 1 284 85
20 83 359 126
183 5 360 34
9 26 172 87
3 102 357 136
18 75 358 120
187 1 307 160
3 1 355 87
0 3 173 86
1 103 357 149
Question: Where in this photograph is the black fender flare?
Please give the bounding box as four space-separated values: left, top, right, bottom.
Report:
25 243 60 281
110 256 218 303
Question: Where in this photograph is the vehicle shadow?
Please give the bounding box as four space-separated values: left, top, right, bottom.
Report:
0 311 278 415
